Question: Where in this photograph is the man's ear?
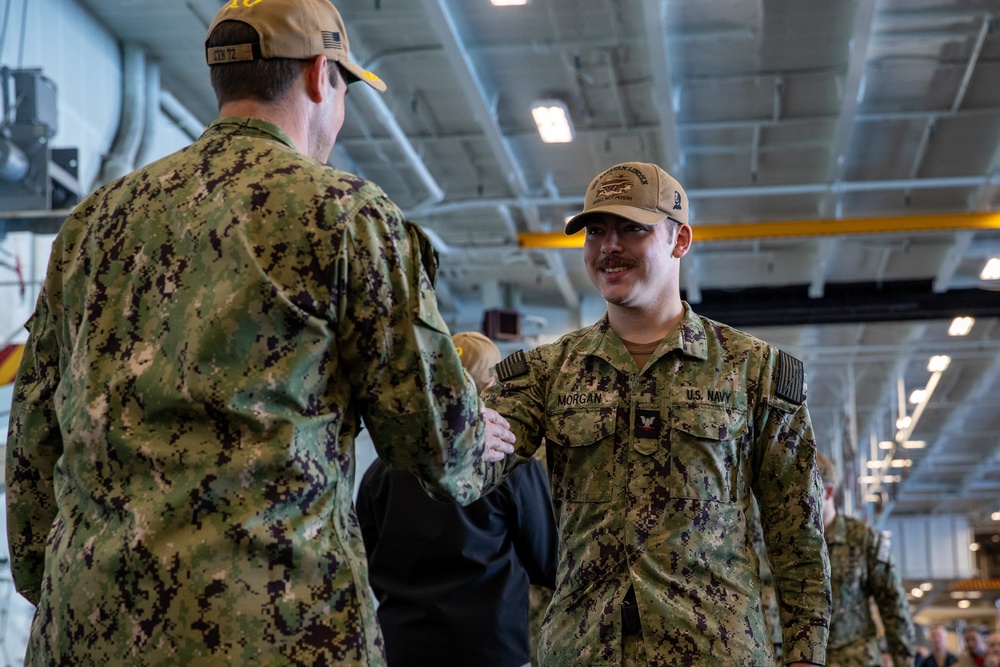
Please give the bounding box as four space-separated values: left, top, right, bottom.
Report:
304 54 328 103
823 483 836 502
672 223 692 258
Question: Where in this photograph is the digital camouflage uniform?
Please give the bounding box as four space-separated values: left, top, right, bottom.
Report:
481 305 831 667
825 513 916 667
5 117 486 666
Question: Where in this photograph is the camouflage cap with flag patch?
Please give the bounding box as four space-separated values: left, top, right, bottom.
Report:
206 0 386 93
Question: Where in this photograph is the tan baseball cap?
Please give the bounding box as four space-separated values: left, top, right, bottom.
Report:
452 332 501 394
205 0 386 93
565 161 688 234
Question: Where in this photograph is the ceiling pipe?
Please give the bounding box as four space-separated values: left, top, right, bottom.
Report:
96 42 146 188
135 59 160 168
418 0 578 311
357 83 445 212
159 90 205 142
820 0 877 218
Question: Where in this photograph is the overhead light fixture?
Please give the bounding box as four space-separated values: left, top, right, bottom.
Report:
890 459 911 468
878 440 894 450
881 475 901 483
911 588 924 598
909 389 927 404
948 316 974 336
858 475 877 484
981 257 1000 280
920 582 933 591
992 511 1000 521
958 600 972 609
867 460 886 469
491 0 529 4
969 542 981 552
927 355 951 373
901 440 926 449
896 416 911 429
531 100 575 143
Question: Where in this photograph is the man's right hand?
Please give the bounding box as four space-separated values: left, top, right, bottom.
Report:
481 407 516 462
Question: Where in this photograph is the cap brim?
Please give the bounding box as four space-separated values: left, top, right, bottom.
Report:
564 205 673 235
339 59 386 93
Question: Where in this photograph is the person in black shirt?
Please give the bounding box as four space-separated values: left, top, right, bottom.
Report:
357 331 558 667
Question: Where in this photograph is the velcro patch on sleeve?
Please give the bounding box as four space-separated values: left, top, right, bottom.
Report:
496 349 529 383
776 350 806 405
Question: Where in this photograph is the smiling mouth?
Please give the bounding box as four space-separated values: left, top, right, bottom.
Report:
600 262 633 274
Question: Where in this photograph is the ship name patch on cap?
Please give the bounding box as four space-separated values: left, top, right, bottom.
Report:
776 350 806 405
496 350 529 382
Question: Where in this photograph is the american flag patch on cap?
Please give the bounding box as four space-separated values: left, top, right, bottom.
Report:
495 350 529 382
322 31 343 50
776 350 806 404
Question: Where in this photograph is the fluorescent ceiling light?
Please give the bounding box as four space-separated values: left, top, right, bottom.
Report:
927 355 951 372
920 582 933 591
948 316 974 336
909 389 927 404
867 460 885 469
491 0 529 4
895 416 911 429
958 600 971 608
911 588 924 598
901 440 926 449
878 440 894 450
531 100 575 143
981 257 1000 280
890 459 911 468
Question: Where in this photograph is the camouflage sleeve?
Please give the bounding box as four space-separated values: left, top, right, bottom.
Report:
5 285 63 605
480 348 545 488
867 527 916 667
334 196 485 505
753 349 831 665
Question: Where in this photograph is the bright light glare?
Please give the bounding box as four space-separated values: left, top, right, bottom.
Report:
927 355 951 373
958 600 971 609
909 389 927 404
531 102 574 143
879 440 894 450
896 416 911 429
981 257 1000 280
491 0 529 5
901 440 926 449
948 316 974 336
911 588 924 598
920 582 933 591
890 459 911 468
867 460 885 469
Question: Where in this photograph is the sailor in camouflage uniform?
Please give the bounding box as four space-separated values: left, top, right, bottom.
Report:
481 162 831 666
4 1 515 665
817 453 916 667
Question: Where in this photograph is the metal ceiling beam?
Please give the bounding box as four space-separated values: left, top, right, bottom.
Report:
417 0 578 310
640 0 683 178
820 0 878 218
518 212 1000 247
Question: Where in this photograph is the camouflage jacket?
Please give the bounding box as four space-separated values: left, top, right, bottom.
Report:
826 513 916 667
5 117 485 666
482 306 831 667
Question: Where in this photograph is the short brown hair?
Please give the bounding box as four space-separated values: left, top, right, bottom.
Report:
208 21 342 107
815 452 840 488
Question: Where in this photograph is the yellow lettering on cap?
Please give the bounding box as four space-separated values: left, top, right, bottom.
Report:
363 71 382 84
243 0 266 6
456 346 464 357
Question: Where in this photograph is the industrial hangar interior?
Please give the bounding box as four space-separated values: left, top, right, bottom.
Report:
1 0 1000 654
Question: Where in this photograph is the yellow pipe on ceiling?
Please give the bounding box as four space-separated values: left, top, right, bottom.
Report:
518 212 1000 248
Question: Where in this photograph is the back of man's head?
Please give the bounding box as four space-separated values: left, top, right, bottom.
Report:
205 0 385 107
452 332 501 395
814 451 840 489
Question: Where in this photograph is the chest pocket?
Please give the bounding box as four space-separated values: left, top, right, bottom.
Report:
668 403 748 503
546 406 616 502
